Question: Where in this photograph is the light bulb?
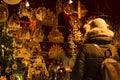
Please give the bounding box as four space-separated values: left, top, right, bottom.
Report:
26 1 30 7
69 0 73 4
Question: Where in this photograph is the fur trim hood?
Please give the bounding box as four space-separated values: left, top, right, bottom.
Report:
83 18 114 38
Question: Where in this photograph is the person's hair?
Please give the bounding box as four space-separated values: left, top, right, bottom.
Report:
65 43 70 49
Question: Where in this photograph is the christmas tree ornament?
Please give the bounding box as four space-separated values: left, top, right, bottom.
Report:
0 4 8 22
3 0 21 5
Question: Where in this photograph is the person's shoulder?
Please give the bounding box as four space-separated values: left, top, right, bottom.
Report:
57 51 66 57
79 43 96 51
81 43 95 48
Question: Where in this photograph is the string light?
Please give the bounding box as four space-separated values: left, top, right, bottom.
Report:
69 0 73 4
26 0 30 7
0 0 3 3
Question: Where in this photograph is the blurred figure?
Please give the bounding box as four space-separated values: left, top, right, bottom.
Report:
56 43 76 70
55 42 77 80
71 18 119 80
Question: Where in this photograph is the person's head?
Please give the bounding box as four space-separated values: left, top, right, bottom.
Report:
83 18 114 39
65 42 75 55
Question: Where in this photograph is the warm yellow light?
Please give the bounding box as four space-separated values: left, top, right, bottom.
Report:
69 0 73 4
78 1 81 19
26 1 30 7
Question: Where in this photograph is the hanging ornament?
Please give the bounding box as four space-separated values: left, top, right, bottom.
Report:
12 61 18 70
48 44 63 58
1 44 5 57
48 27 64 42
69 15 82 29
18 2 32 18
32 27 44 43
8 13 20 29
68 15 83 42
63 2 74 15
35 7 46 21
56 0 62 16
8 13 21 37
5 67 11 74
10 73 23 80
29 17 37 34
13 47 31 59
3 0 22 5
0 4 8 22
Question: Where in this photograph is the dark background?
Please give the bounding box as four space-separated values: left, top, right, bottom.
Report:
2 0 120 26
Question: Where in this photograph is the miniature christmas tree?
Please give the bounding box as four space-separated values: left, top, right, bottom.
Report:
0 21 23 80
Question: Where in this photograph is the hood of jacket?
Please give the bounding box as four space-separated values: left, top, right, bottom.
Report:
83 18 114 44
84 35 113 44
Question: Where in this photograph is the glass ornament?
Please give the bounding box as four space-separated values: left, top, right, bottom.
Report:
48 28 64 42
3 0 21 5
0 4 8 22
35 7 46 21
10 73 23 80
8 13 21 30
8 14 21 37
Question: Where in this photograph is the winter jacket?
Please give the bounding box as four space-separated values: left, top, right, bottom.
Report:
71 35 119 80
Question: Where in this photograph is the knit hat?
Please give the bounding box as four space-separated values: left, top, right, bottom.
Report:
83 18 114 38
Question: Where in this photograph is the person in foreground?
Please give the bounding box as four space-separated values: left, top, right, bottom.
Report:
71 18 120 80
